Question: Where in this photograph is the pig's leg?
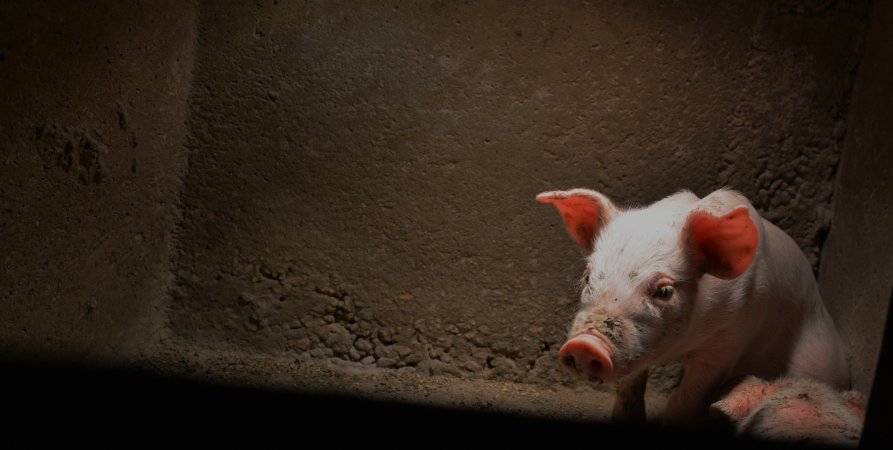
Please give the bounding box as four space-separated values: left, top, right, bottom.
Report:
663 360 731 426
611 368 649 423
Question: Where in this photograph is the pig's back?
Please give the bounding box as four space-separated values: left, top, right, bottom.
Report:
752 219 850 389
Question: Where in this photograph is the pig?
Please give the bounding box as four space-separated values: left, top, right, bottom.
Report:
536 188 849 426
709 375 865 446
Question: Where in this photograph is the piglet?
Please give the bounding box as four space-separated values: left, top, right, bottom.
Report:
537 188 849 425
710 375 865 446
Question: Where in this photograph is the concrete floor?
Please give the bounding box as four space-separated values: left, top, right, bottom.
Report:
138 343 670 424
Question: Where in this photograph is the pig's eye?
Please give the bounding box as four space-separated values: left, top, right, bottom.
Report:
654 285 674 299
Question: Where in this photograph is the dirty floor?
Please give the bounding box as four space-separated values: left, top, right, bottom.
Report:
137 346 671 423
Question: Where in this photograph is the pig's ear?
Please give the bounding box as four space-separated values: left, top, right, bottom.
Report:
682 205 759 279
536 188 618 252
709 376 774 424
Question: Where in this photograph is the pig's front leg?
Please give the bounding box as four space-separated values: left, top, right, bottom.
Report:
663 359 730 427
611 368 649 423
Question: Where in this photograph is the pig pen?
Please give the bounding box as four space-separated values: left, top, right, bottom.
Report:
1 0 891 443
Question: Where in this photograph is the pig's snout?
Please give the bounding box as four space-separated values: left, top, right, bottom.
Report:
559 333 614 383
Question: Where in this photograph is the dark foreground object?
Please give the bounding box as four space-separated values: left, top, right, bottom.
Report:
1 359 882 448
860 289 893 447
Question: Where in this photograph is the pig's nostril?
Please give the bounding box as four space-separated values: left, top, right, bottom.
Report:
563 354 577 370
559 335 614 383
589 359 602 373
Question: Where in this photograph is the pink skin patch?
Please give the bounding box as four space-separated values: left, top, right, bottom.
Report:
685 205 759 279
536 192 602 252
775 398 824 424
714 378 779 423
842 391 866 422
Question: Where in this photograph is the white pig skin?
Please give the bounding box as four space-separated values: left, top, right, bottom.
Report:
537 188 850 426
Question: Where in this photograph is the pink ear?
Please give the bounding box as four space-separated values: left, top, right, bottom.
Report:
711 376 775 423
683 205 759 279
536 189 617 252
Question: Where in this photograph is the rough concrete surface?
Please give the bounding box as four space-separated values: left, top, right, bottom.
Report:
0 1 197 359
169 0 868 390
0 0 886 427
819 0 893 396
137 347 668 423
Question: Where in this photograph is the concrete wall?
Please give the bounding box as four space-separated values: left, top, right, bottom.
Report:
819 1 893 395
168 0 869 384
1 1 883 395
0 1 197 360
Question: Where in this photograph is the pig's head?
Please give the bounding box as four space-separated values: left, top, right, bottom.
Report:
537 188 759 384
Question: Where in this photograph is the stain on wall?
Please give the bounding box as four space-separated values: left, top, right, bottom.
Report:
167 1 870 385
0 0 197 360
35 123 110 185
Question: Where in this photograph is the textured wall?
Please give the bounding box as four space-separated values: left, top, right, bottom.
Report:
819 1 893 396
168 1 869 384
0 1 197 360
